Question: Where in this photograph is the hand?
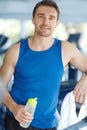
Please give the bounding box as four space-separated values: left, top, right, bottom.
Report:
73 75 87 104
12 104 33 125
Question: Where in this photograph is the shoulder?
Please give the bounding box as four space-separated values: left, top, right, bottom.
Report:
55 39 74 49
5 43 20 59
62 40 78 55
62 41 76 49
8 42 20 53
61 40 79 67
4 42 20 67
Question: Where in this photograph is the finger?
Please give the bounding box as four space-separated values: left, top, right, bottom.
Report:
19 117 33 124
74 89 86 104
83 93 87 105
77 94 84 104
17 111 33 123
22 110 33 119
17 114 33 124
73 88 81 101
23 110 33 117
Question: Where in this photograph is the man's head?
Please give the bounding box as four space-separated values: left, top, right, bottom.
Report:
32 0 60 37
33 0 60 21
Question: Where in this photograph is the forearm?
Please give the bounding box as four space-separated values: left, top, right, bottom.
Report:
73 71 87 104
3 91 33 124
3 91 17 113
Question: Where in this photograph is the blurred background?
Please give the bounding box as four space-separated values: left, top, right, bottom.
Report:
0 0 87 129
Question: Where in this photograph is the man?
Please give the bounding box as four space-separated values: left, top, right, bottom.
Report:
0 0 87 130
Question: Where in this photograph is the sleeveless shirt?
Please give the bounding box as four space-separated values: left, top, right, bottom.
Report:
9 38 64 128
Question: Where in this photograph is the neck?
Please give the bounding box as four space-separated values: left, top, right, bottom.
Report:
29 35 54 51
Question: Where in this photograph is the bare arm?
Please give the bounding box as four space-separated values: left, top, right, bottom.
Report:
0 44 19 109
62 41 87 104
0 43 33 124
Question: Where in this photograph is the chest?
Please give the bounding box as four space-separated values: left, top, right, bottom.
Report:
15 49 64 80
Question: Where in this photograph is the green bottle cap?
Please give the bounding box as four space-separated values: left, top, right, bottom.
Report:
27 98 37 106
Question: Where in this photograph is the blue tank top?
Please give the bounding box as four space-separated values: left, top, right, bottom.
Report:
9 38 64 128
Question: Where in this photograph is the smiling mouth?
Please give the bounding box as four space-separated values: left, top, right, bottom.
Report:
40 26 50 30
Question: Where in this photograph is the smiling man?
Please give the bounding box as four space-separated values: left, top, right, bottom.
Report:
0 0 87 130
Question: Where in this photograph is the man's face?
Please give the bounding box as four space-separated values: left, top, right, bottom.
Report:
32 5 58 37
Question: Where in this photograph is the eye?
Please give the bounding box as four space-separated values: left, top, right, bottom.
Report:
49 17 54 20
49 17 55 21
38 15 44 19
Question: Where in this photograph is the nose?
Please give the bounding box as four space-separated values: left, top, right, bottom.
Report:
43 17 49 26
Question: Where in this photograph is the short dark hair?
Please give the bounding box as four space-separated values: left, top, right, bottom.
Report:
32 0 60 20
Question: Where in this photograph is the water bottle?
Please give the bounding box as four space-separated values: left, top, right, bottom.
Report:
20 97 37 128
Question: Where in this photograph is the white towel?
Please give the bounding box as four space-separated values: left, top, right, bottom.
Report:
57 91 87 130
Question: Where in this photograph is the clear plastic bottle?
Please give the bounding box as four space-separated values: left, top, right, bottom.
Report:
20 98 37 128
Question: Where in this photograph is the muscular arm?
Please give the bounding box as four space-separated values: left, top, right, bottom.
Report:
62 41 87 73
0 44 19 111
69 45 87 74
70 46 87 104
0 43 33 124
62 41 87 104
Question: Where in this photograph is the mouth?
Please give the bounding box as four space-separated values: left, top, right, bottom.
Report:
40 26 50 30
